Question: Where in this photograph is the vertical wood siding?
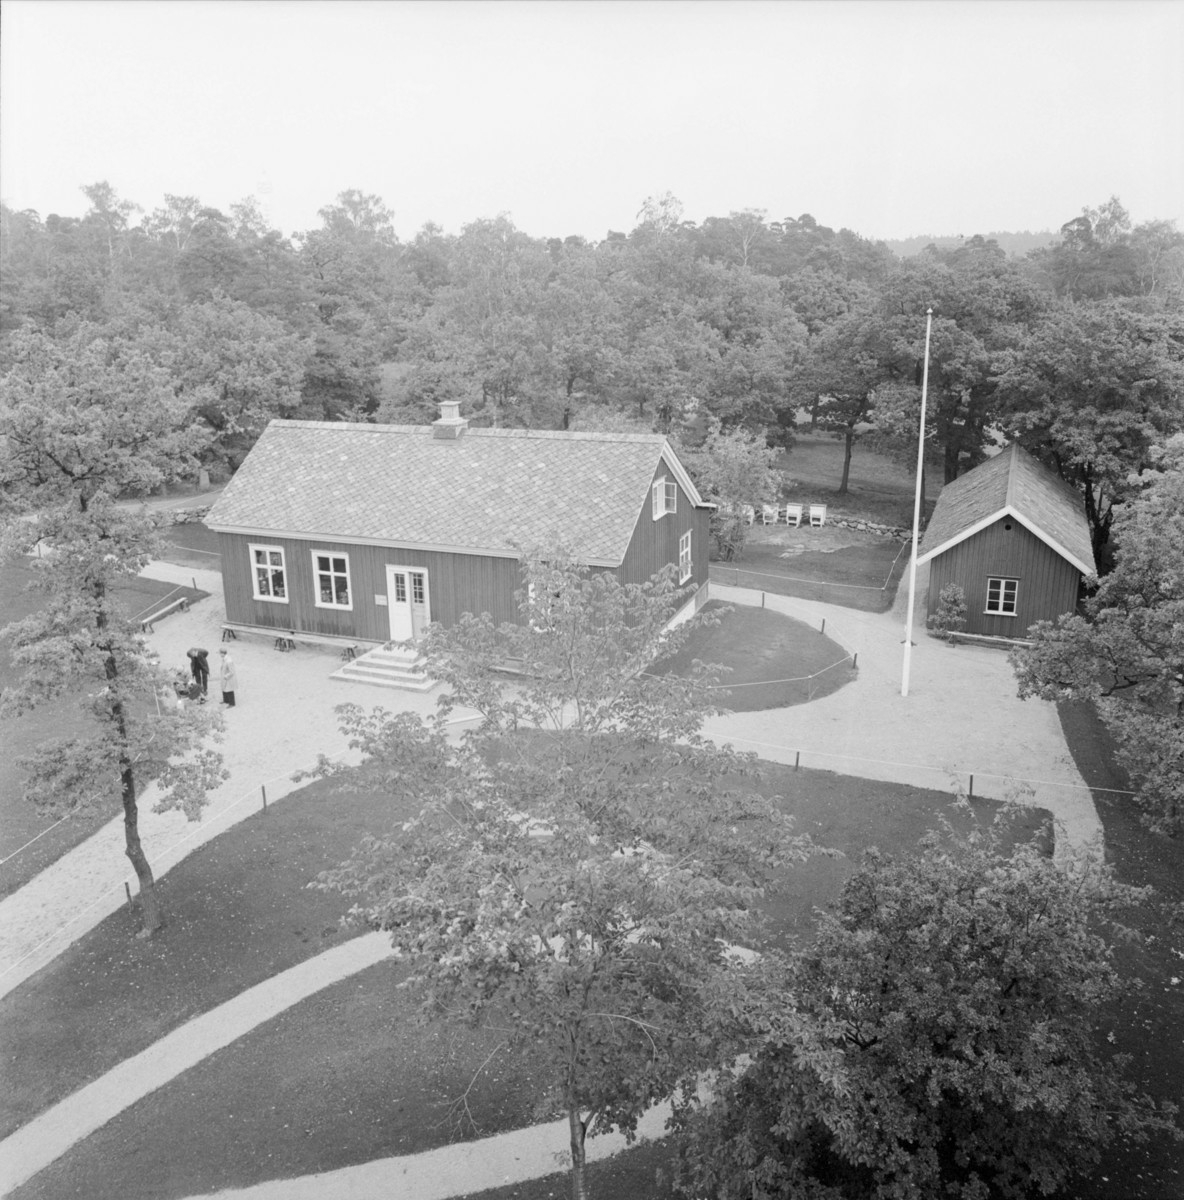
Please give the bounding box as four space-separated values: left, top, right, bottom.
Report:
925 518 1081 637
217 533 523 640
617 464 711 594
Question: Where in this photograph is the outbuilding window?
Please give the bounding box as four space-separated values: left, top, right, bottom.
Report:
985 576 1019 615
313 551 351 609
250 544 288 602
679 530 693 583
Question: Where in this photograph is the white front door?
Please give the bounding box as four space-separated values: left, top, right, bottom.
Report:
385 565 430 642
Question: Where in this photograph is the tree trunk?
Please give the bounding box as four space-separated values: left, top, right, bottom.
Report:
122 763 164 935
97 578 164 936
839 428 854 495
568 1107 589 1200
810 395 820 431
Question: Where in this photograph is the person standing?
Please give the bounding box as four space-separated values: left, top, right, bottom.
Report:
218 647 238 707
187 648 210 701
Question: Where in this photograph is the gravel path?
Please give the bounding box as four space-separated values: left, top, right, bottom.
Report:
705 580 1101 861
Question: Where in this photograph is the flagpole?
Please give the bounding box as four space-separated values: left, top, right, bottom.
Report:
901 307 933 697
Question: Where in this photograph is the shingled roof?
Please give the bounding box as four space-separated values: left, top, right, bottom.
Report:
205 420 708 566
917 443 1095 576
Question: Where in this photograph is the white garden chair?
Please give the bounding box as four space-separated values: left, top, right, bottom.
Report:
761 503 779 525
809 504 827 527
784 503 803 527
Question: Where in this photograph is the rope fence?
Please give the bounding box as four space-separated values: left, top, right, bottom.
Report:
713 733 1139 801
128 583 189 624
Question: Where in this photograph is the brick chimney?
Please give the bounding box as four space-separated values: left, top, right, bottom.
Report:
432 401 468 439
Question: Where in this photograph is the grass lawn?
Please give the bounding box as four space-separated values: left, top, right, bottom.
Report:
712 534 909 612
652 600 855 710
5 752 1041 1200
158 520 222 570
0 565 209 897
777 432 941 528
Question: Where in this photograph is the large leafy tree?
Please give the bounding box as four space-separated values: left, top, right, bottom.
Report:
315 551 809 1200
0 327 226 934
882 238 1045 483
995 299 1184 559
797 306 904 494
1012 435 1184 834
167 293 313 469
673 415 782 561
673 821 1179 1200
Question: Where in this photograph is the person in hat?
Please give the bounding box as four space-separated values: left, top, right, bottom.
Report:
218 647 238 707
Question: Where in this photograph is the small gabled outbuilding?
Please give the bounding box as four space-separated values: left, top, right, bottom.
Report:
204 404 713 647
916 443 1095 638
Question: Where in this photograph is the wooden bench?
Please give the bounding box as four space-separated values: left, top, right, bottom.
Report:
140 596 189 632
222 623 365 660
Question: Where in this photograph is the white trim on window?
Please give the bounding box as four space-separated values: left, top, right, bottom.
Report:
249 543 288 603
678 530 692 583
653 475 677 520
984 576 1019 615
312 550 352 610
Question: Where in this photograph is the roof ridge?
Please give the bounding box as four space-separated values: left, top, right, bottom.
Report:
1005 441 1019 508
265 419 667 445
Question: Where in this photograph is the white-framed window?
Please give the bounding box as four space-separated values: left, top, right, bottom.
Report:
313 551 351 609
985 576 1019 615
678 530 693 583
250 544 288 602
652 476 677 520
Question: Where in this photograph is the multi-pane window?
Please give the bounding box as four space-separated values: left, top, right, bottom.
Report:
250 544 287 602
393 573 407 604
411 572 426 605
313 552 351 609
679 530 692 583
652 476 677 520
985 576 1019 615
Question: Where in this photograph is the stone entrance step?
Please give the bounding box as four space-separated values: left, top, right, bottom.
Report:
330 643 435 692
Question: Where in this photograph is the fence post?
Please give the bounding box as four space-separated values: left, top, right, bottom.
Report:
261 784 268 811
762 591 766 608
821 618 826 635
852 652 858 670
794 751 800 771
969 774 974 798
124 881 132 907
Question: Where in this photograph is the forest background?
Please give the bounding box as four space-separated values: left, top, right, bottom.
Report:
2 186 1182 569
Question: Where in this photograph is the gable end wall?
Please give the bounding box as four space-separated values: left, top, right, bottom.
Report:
926 517 1081 637
617 463 710 595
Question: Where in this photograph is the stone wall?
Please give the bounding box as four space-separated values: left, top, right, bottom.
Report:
828 515 912 541
163 506 212 525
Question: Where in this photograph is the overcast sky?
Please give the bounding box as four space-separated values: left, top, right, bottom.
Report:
2 0 1181 244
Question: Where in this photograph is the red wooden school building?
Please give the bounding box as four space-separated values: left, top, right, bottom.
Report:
205 404 713 646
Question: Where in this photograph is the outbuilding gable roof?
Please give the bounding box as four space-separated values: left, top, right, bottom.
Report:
917 443 1096 576
205 420 709 565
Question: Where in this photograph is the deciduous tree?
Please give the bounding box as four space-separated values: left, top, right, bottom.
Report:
0 327 226 934
995 299 1184 559
314 551 809 1200
673 819 1179 1200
